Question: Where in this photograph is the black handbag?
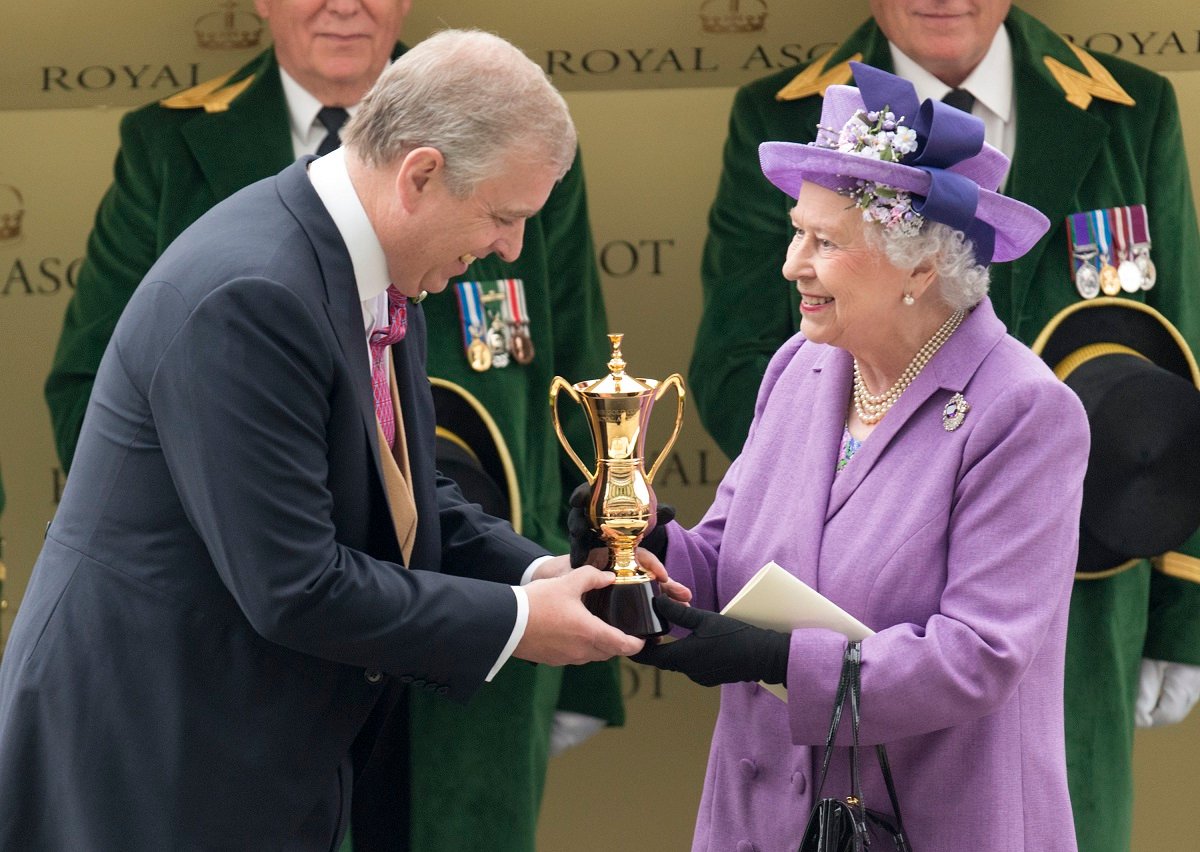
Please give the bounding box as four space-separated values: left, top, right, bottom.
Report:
798 641 912 852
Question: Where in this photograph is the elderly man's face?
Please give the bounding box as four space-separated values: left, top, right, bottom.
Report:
255 0 411 105
869 1 1011 87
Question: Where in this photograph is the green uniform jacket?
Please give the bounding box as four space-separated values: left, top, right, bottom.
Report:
44 47 622 852
689 9 1200 852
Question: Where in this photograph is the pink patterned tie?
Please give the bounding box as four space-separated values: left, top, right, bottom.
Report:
370 286 408 448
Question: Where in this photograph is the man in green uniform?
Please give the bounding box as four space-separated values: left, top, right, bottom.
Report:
43 1 620 849
689 4 1200 850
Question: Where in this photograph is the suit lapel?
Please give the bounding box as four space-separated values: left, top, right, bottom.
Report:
180 51 295 203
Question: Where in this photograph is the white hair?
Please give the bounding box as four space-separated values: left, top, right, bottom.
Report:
341 29 577 196
864 219 991 311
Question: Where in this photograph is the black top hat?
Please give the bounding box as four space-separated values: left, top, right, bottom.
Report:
1032 298 1200 576
430 378 521 530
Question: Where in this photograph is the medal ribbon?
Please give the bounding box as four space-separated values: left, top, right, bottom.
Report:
1108 206 1132 263
1067 211 1096 279
454 281 486 348
1090 209 1112 265
1129 204 1152 247
504 278 528 326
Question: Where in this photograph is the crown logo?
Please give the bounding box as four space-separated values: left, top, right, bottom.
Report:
194 1 264 51
0 184 25 242
700 0 768 34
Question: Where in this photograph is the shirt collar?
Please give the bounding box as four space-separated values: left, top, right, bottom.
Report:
307 147 391 310
279 66 361 157
887 24 1013 124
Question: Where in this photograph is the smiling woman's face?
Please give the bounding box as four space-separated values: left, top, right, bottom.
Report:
782 182 915 356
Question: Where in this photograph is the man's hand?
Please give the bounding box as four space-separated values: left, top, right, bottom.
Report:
514 567 644 665
1135 658 1200 727
631 596 789 688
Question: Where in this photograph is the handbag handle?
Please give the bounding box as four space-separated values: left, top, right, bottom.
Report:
811 641 910 840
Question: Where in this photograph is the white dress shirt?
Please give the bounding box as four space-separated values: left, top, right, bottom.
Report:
307 148 542 680
889 24 1016 187
279 68 360 159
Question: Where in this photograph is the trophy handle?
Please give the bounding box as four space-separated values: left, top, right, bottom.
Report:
549 376 596 484
645 373 686 485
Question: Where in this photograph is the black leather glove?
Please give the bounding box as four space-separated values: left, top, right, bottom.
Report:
567 481 675 568
632 596 790 688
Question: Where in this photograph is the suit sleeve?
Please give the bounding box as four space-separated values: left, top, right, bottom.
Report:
689 84 798 460
145 277 517 700
1138 75 1200 665
45 111 163 473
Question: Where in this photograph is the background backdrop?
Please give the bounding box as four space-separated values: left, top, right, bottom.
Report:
3 2 1199 848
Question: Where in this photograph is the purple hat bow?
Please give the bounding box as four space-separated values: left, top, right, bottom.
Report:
852 62 996 265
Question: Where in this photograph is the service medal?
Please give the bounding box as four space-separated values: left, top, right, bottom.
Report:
1092 210 1121 296
455 281 493 371
1067 212 1100 300
511 324 535 365
1117 259 1143 293
1136 250 1157 290
1074 262 1100 299
468 337 492 371
1129 205 1156 290
502 279 535 365
1099 261 1121 296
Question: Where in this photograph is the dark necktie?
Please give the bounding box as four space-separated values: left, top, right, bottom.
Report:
941 88 976 115
369 286 409 448
315 106 349 156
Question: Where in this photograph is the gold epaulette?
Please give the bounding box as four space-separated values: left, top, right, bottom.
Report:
775 48 862 102
1044 38 1135 111
1154 552 1200 584
160 71 254 114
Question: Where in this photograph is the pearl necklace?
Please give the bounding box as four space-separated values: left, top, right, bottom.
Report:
852 309 966 425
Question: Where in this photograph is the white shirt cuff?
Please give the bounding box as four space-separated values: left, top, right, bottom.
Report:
485 556 552 681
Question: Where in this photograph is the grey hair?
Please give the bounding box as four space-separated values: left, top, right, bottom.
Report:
864 218 990 311
341 29 577 197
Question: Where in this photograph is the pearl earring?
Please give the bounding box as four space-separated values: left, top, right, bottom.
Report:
903 293 915 306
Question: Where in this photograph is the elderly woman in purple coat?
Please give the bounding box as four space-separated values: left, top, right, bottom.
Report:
617 65 1089 850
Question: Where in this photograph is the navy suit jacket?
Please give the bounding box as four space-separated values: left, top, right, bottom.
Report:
0 159 547 849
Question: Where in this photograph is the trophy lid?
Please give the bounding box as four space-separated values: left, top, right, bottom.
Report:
579 334 656 396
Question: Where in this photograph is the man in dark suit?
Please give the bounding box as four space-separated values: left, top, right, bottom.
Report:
43 2 623 849
0 29 649 851
688 3 1200 849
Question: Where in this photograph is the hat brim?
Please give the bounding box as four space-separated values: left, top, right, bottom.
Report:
1032 298 1200 574
1031 297 1200 387
430 377 522 531
759 141 1049 263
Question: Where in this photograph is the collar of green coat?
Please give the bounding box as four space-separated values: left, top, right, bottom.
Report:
163 45 409 206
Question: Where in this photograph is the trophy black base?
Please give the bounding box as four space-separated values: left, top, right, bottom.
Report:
583 579 668 638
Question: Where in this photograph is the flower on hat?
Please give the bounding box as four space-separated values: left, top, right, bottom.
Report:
817 105 924 237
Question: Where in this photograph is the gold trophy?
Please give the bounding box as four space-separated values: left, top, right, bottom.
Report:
550 334 685 637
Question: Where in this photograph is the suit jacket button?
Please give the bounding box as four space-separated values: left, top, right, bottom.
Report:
737 842 758 852
792 771 807 794
739 758 758 780
365 670 383 684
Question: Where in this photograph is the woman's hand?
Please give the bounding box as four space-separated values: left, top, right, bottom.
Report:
633 596 789 687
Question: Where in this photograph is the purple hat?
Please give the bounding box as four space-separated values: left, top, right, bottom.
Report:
759 62 1049 265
